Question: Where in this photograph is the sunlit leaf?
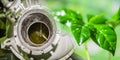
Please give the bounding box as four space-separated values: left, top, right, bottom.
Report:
79 25 90 44
112 8 120 21
71 21 82 44
53 8 117 55
89 13 107 24
87 14 94 21
108 8 120 27
53 8 82 25
53 8 89 44
91 24 116 55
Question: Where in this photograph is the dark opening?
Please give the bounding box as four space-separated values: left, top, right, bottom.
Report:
28 22 49 44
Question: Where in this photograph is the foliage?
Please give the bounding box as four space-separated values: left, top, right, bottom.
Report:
53 8 120 55
0 10 11 43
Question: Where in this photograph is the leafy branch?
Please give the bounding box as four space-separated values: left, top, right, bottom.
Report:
53 8 119 56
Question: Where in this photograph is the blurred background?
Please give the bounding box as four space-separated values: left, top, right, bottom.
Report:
46 0 120 60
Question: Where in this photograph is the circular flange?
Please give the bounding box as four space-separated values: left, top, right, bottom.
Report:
14 8 56 55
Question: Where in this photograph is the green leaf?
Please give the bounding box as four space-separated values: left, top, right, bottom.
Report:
0 18 5 29
0 15 11 43
112 8 120 21
89 13 107 24
54 8 95 45
0 14 7 43
71 22 91 45
87 14 94 21
53 8 83 25
118 7 120 20
71 22 82 44
91 24 116 55
53 8 117 55
79 25 90 44
6 19 11 37
0 19 10 43
54 8 90 44
0 33 6 43
108 8 120 27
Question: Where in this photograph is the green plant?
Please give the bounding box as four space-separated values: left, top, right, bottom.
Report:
53 8 120 60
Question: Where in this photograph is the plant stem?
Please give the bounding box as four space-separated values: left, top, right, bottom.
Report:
84 43 90 60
